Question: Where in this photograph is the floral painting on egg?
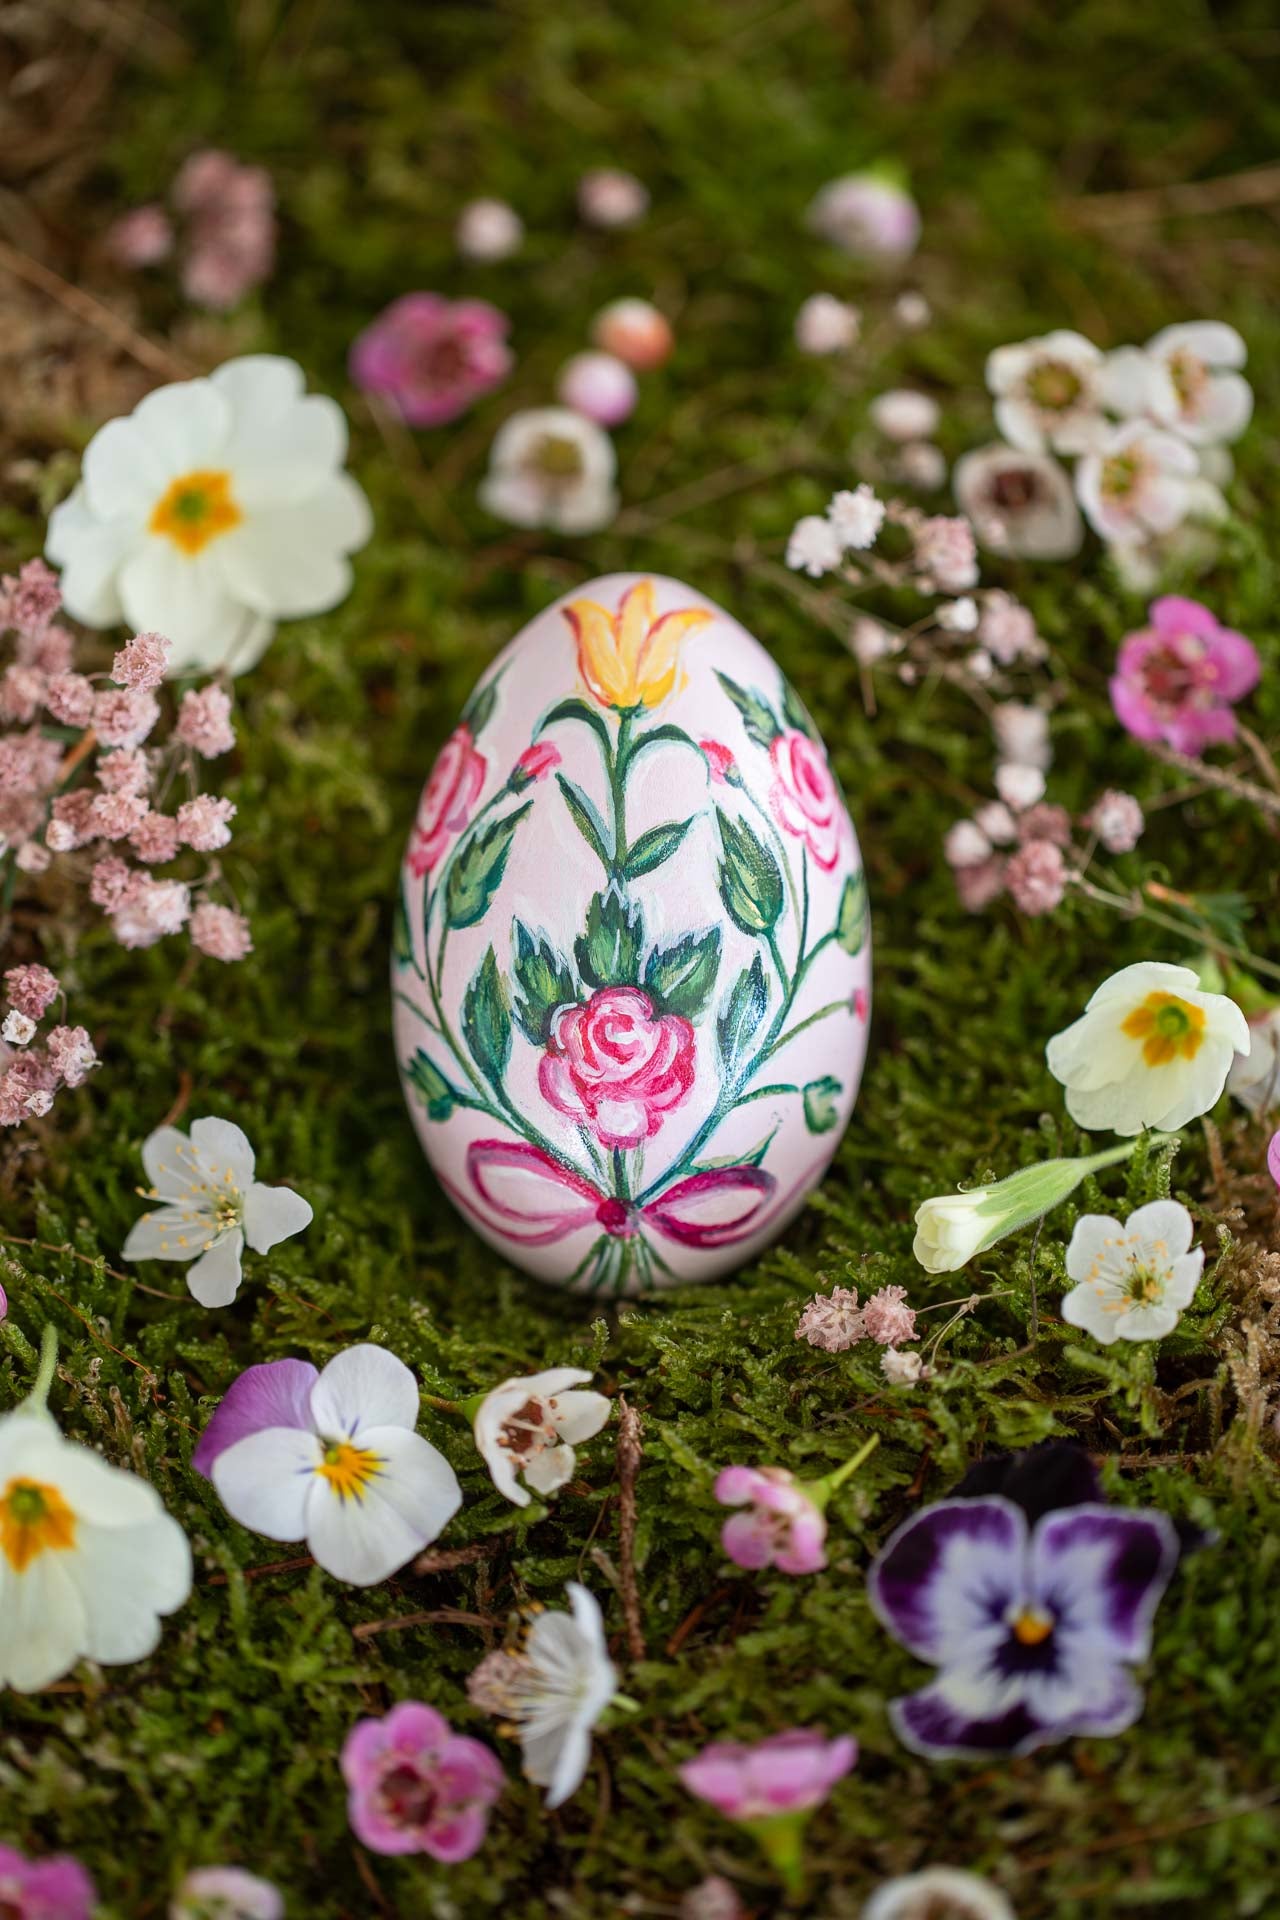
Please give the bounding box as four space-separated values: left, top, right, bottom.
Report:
393 574 870 1294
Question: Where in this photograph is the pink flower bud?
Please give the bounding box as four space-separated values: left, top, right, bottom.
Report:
557 351 638 427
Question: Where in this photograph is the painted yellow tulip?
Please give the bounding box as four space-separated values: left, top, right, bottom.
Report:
564 579 711 711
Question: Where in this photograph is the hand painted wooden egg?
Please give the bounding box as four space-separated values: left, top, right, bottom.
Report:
392 573 871 1294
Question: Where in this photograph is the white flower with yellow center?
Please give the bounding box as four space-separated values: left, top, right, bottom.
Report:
0 1340 191 1692
471 1367 611 1507
123 1116 313 1308
45 355 372 676
1046 961 1250 1135
1062 1200 1203 1345
195 1345 462 1587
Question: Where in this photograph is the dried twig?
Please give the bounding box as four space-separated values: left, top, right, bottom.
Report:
352 1606 494 1641
410 1540 500 1577
1066 162 1280 228
616 1395 646 1661
0 235 187 379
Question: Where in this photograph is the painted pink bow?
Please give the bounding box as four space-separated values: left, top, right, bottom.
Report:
457 1140 778 1249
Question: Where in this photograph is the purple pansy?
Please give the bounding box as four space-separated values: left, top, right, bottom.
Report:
868 1495 1179 1758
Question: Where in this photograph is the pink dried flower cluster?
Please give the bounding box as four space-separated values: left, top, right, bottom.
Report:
946 769 1147 919
107 148 276 310
1 964 97 1129
795 1283 917 1352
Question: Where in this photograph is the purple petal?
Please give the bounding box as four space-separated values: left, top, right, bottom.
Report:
1030 1504 1179 1661
868 1497 1026 1661
892 1677 1053 1758
192 1357 319 1478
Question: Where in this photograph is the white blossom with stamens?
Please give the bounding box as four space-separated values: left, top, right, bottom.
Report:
122 1116 313 1307
467 1582 617 1807
1062 1201 1203 1345
472 1367 610 1506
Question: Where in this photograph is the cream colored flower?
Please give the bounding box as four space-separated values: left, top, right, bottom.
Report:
1062 1200 1203 1345
1046 961 1250 1135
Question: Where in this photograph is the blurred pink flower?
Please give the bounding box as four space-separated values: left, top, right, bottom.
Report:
557 350 637 427
341 1701 503 1861
1088 789 1145 854
5 965 59 1020
795 1285 864 1352
714 1465 827 1574
1111 596 1259 755
351 294 512 428
0 1843 96 1919
578 167 649 228
107 204 174 268
1268 1130 1280 1191
679 1728 856 1821
177 685 236 759
1005 839 1067 915
175 150 276 310
592 298 673 370
190 902 253 962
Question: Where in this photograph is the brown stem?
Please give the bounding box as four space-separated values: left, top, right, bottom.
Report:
616 1396 646 1661
1143 739 1280 818
0 237 188 379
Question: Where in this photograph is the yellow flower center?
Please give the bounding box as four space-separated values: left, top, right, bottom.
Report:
1027 360 1081 412
315 1441 382 1502
1120 990 1207 1067
149 469 242 555
0 1475 76 1572
1010 1605 1055 1646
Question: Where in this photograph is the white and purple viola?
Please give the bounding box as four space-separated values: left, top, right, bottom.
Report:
392 573 871 1294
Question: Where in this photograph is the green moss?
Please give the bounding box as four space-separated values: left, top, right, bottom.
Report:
2 1 1279 1913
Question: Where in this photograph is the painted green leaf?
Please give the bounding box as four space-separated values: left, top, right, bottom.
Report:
445 802 531 929
556 772 612 868
644 927 722 1019
714 671 780 749
406 1050 456 1121
716 808 784 936
575 888 643 988
512 921 577 1044
717 952 769 1069
781 675 819 741
539 696 613 757
803 1074 842 1133
836 868 869 955
462 946 511 1090
625 818 692 879
392 883 413 970
462 672 500 739
695 1120 781 1173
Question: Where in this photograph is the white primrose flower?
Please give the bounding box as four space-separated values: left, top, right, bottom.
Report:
1046 961 1250 1136
45 355 372 676
913 1140 1149 1274
479 407 618 534
1075 420 1198 545
467 1582 617 1807
123 1117 313 1308
862 1866 1015 1920
0 1402 191 1692
198 1345 462 1587
1062 1200 1203 1346
985 330 1108 455
472 1367 611 1507
952 442 1083 560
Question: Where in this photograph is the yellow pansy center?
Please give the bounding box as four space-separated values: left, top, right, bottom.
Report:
1009 1605 1055 1647
316 1441 382 1502
0 1475 76 1573
149 469 242 555
1121 990 1207 1067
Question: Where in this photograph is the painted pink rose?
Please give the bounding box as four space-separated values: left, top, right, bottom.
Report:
769 729 844 871
408 725 486 877
539 986 695 1149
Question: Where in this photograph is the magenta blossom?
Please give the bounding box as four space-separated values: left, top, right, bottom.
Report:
341 1701 504 1861
715 1466 827 1574
1111 597 1260 755
0 1844 96 1920
512 741 561 788
1268 1129 1280 1191
680 1728 857 1823
350 294 512 428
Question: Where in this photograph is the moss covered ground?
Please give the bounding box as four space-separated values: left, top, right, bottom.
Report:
2 2 1280 1914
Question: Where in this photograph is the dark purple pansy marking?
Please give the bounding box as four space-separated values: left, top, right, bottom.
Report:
869 1493 1181 1759
952 1440 1101 1521
192 1357 319 1477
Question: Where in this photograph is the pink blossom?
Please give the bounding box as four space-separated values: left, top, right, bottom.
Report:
1017 802 1072 848
679 1728 857 1821
351 294 512 428
111 877 190 948
172 1867 282 1920
1005 839 1067 915
89 790 148 841
681 1877 744 1920
130 811 182 864
178 154 276 310
578 167 649 228
714 1465 827 1575
0 1843 96 1919
539 985 695 1149
700 739 736 785
341 1701 503 1861
408 724 487 876
795 1286 865 1352
89 856 136 911
591 298 674 371
107 203 174 267
558 350 638 427
806 171 920 260
46 790 96 852
995 762 1045 811
944 820 992 869
1088 789 1145 854
0 665 45 724
93 686 159 749
769 730 844 871
96 747 151 794
190 902 253 961
979 591 1042 665
46 1026 96 1088
5 964 60 1019
955 856 1007 913
111 630 171 690
861 1285 917 1345
44 672 95 727
456 197 524 262
1268 1130 1280 1191
912 514 979 592
1 558 61 637
177 793 236 851
795 294 859 356
177 685 235 758
0 1049 58 1126
511 741 561 788
1110 597 1259 755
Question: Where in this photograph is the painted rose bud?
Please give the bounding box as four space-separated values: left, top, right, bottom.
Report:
393 574 871 1294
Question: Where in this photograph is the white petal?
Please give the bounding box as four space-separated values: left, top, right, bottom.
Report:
542 1720 594 1809
1064 1213 1125 1283
1113 1302 1181 1342
0 1551 87 1691
1125 1199 1194 1258
1146 1044 1238 1132
186 1231 246 1307
993 396 1045 454
130 376 232 471
42 1434 168 1528
524 1445 575 1495
1061 1282 1123 1344
44 487 132 627
1150 321 1246 370
1186 371 1252 446
212 1425 322 1539
81 416 173 521
552 1390 611 1446
1163 1250 1205 1308
310 1344 420 1439
1086 962 1200 1010
213 473 370 618
303 1430 459 1588
141 1125 203 1199
189 1116 256 1187
118 540 250 671
985 343 1033 395
242 1182 313 1254
227 395 350 507
350 1424 461 1547
123 1205 204 1264
66 1512 192 1662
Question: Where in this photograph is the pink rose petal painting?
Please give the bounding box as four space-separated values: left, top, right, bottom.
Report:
392 574 871 1294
